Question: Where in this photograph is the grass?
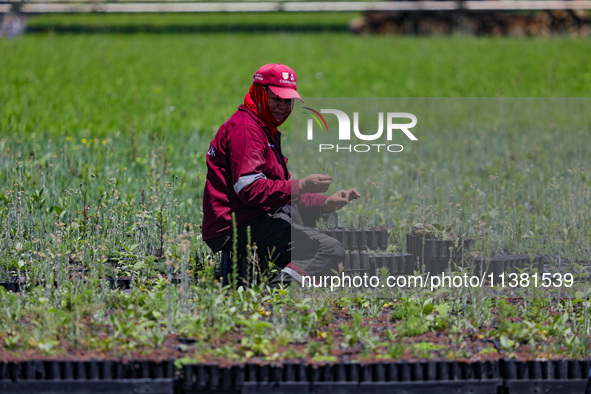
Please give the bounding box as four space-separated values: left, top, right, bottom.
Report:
2 30 591 138
1 18 591 362
25 12 360 29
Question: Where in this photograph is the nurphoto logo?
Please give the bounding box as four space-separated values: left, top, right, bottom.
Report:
303 107 418 153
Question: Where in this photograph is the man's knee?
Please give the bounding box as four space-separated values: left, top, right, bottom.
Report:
320 236 346 262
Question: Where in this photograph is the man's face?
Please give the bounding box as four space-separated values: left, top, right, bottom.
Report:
267 88 293 123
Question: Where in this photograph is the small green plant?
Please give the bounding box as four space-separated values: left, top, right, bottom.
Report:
378 342 405 360
411 342 446 359
413 223 456 240
391 298 450 337
237 313 276 358
340 311 377 354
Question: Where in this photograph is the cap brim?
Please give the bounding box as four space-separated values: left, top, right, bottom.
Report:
269 85 304 102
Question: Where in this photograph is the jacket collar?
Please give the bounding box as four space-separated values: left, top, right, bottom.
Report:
239 104 282 139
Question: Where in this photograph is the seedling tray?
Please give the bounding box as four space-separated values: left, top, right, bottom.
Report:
1 359 589 394
0 360 175 380
472 254 544 280
501 359 590 394
321 228 389 251
0 379 173 394
0 360 175 393
177 360 591 394
343 252 415 275
177 361 502 393
406 233 474 261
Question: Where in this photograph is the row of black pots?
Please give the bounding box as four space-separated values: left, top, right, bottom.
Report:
1 359 588 383
420 257 461 276
343 251 417 275
0 360 175 381
415 254 544 277
0 379 173 394
320 228 389 251
0 277 185 293
472 255 544 277
406 233 474 260
502 359 591 380
179 360 500 391
177 359 591 392
1 359 589 394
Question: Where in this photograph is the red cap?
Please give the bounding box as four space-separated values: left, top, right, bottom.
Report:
253 63 303 102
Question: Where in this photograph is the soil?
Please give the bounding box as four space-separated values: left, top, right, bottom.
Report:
0 297 579 365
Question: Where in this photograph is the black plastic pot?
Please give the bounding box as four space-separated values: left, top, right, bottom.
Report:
346 230 358 250
108 278 132 290
332 228 348 247
491 259 506 283
348 250 360 270
368 254 383 276
0 282 21 292
354 230 368 250
377 229 389 251
398 253 418 274
361 229 390 251
359 250 370 271
367 231 378 250
386 254 400 274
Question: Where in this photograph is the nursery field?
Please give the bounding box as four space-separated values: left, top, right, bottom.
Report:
1 17 591 367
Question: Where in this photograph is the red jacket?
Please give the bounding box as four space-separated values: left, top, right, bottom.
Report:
202 104 328 240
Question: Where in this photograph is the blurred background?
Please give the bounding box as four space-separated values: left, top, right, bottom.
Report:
2 0 591 37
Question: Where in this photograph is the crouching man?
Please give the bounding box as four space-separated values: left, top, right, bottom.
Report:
202 63 359 285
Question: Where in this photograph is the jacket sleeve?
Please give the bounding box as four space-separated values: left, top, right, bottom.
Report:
229 124 295 208
296 192 329 226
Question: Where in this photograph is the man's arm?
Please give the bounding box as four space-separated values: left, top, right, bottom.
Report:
230 125 293 208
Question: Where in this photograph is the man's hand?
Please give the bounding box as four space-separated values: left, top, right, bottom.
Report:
324 188 361 212
299 174 332 194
